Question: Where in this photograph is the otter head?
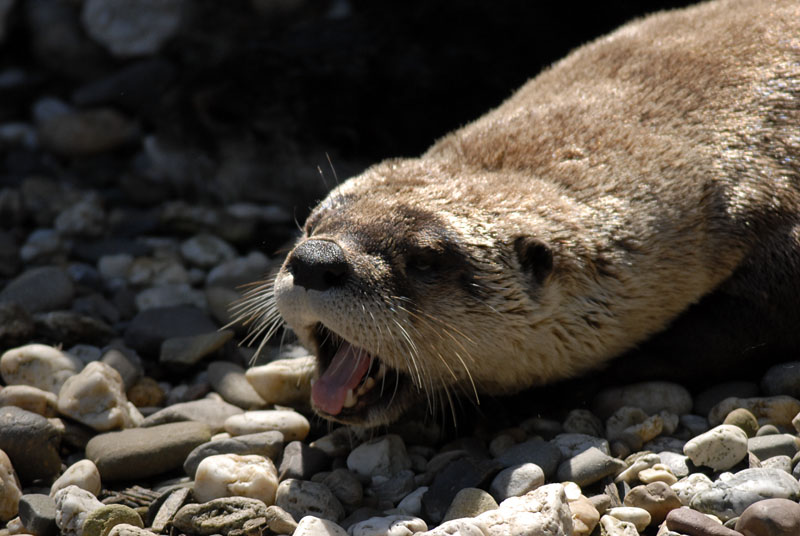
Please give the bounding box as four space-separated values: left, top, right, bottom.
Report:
262 159 567 427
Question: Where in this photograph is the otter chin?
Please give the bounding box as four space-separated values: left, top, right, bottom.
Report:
244 0 799 427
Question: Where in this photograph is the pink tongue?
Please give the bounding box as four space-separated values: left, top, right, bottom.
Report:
312 342 372 415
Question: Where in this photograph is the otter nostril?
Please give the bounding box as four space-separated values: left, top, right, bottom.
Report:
288 239 348 292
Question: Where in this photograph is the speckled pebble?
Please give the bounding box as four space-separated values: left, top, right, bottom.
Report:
53 486 104 536
172 496 268 536
0 343 81 394
347 434 412 479
606 506 651 532
683 424 748 471
0 384 58 417
183 430 284 477
638 464 678 485
194 453 279 504
723 408 760 437
275 478 345 523
107 524 159 536
599 514 639 535
567 495 600 536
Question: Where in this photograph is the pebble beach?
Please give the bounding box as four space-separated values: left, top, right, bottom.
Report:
2 1 800 536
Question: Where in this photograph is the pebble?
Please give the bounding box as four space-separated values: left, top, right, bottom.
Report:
556 446 626 487
747 434 799 460
85 421 211 481
665 506 742 536
294 515 348 536
562 409 605 436
142 398 243 433
0 449 21 521
50 459 102 497
734 497 800 536
623 481 682 525
599 514 640 535
638 464 678 485
761 361 800 397
275 478 345 522
724 408 760 437
615 452 660 483
172 496 268 536
123 305 217 356
594 382 692 418
318 469 363 510
54 194 106 237
672 472 714 506
108 525 158 536
659 451 691 478
470 484 573 536
346 434 412 479
422 456 502 523
369 469 416 504
350 514 428 536
17 494 57 536
100 347 143 391
551 433 610 458
205 251 270 289
180 233 237 268
224 409 310 441
495 438 562 478
0 302 34 348
606 506 651 532
0 266 75 314
690 467 800 521
279 440 331 480
57 361 143 431
159 330 234 366
82 504 143 536
683 424 748 471
0 343 82 394
0 384 58 417
53 486 104 536
568 495 600 536
183 430 284 477
194 453 279 504
37 108 138 156
489 462 545 501
442 488 498 521
135 283 207 311
695 382 760 416
245 356 315 406
207 360 266 409
0 406 62 482
708 396 800 428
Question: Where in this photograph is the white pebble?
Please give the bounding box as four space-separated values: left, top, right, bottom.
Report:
0 344 82 394
193 454 278 504
349 514 427 536
294 516 347 536
224 410 310 441
245 356 315 406
606 506 651 532
347 435 412 479
54 485 104 536
683 424 748 471
51 459 102 497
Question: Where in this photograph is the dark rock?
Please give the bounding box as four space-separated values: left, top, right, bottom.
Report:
72 58 176 113
735 497 800 536
18 494 58 536
495 438 563 478
278 440 331 481
141 398 243 433
422 456 502 524
33 311 114 346
0 406 62 482
206 359 265 409
124 305 218 356
184 431 284 477
0 302 35 347
173 496 268 536
0 265 74 313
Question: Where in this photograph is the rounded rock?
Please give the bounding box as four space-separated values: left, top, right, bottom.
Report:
18 493 57 536
556 446 626 487
107 525 159 536
734 497 800 536
683 424 748 471
318 469 363 510
709 396 800 428
0 266 74 314
180 233 237 268
54 486 104 536
51 459 102 497
159 330 234 366
747 434 800 461
489 463 545 502
494 438 562 478
606 506 651 532
142 398 243 434
183 430 284 477
0 343 81 394
207 361 266 410
0 384 58 417
442 487 498 522
275 478 345 523
294 515 347 536
761 362 800 397
0 406 62 482
0 449 21 522
568 495 600 536
347 434 412 479
623 482 681 525
173 496 268 536
723 408 760 437
666 506 742 536
562 409 604 437
194 454 278 504
82 504 143 536
224 409 310 441
245 356 315 406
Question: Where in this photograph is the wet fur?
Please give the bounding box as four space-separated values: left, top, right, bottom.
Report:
241 0 800 426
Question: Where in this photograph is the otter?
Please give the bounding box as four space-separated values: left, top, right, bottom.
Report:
238 0 799 427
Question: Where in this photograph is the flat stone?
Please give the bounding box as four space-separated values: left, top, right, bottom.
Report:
194 454 278 504
160 330 234 366
734 497 800 536
184 430 284 477
0 265 74 313
142 398 243 433
495 438 562 478
173 496 268 536
207 360 265 409
245 356 315 406
0 384 58 417
225 409 310 441
82 0 185 57
747 434 799 460
86 421 212 481
124 305 217 357
551 433 610 458
18 494 57 536
556 447 626 487
275 478 345 522
666 506 742 536
37 107 137 156
0 406 62 482
180 233 237 268
279 440 331 480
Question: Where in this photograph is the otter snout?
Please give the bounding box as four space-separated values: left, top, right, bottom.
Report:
287 239 348 292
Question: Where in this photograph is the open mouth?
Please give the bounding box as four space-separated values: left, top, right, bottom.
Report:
310 323 409 421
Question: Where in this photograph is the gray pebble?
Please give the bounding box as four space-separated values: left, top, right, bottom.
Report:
761 455 793 473
275 478 345 523
694 382 758 417
489 462 545 502
551 433 610 458
556 446 626 487
495 438 562 478
124 305 217 356
748 434 799 460
142 397 243 433
184 430 284 477
278 440 331 481
761 361 800 397
0 265 74 313
0 406 62 482
368 469 416 505
563 409 604 436
347 435 412 479
205 251 270 290
207 360 265 410
422 456 502 524
594 382 692 418
18 494 58 536
160 331 234 366
317 469 363 510
180 233 237 268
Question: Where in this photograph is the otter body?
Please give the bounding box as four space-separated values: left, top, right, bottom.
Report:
253 0 799 426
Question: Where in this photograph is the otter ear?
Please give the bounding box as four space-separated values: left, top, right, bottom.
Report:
513 236 553 286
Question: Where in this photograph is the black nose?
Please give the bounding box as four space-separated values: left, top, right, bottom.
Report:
288 239 348 291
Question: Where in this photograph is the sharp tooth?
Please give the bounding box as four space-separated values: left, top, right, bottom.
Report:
343 389 357 408
356 377 376 396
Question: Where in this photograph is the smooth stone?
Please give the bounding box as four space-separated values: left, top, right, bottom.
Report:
396 486 428 517
18 494 57 536
0 384 58 417
205 251 270 289
349 514 428 536
551 433 610 458
708 396 800 428
468 484 573 536
599 514 639 535
194 454 278 504
760 454 792 473
53 486 104 536
180 233 237 268
37 105 137 156
159 330 234 366
311 427 360 458
495 438 562 478
317 469 363 510
422 456 502 524
442 488 498 522
275 478 345 522
623 482 682 525
594 382 692 418
127 256 189 287
279 440 331 480
369 469 416 505
245 356 315 406
489 463 545 502
294 515 347 536
724 408 760 438
100 347 142 391
57 361 143 431
683 424 748 471
207 361 265 410
658 451 691 479
0 406 61 482
672 473 714 507
615 452 660 483
568 495 600 536
142 398 243 433
605 406 649 443
51 459 102 497
126 376 165 407
756 424 780 436
183 430 284 477
0 266 74 313
606 506 651 532
123 306 217 356
149 487 191 533
135 284 206 311
747 434 799 460
761 362 800 397
617 414 665 450
173 496 268 535
415 518 488 536
82 504 143 536
638 464 679 485
205 286 241 326
734 497 800 536
81 0 185 57
346 435 412 479
681 413 711 437
0 344 82 394
0 450 21 522
224 409 310 441
690 467 800 521
556 447 626 487
666 506 742 536
86 421 212 481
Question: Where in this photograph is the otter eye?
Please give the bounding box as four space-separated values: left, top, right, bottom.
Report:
405 249 441 277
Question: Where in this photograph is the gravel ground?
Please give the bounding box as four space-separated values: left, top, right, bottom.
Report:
2 1 800 536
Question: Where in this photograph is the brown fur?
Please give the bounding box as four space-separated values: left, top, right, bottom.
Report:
244 0 800 426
